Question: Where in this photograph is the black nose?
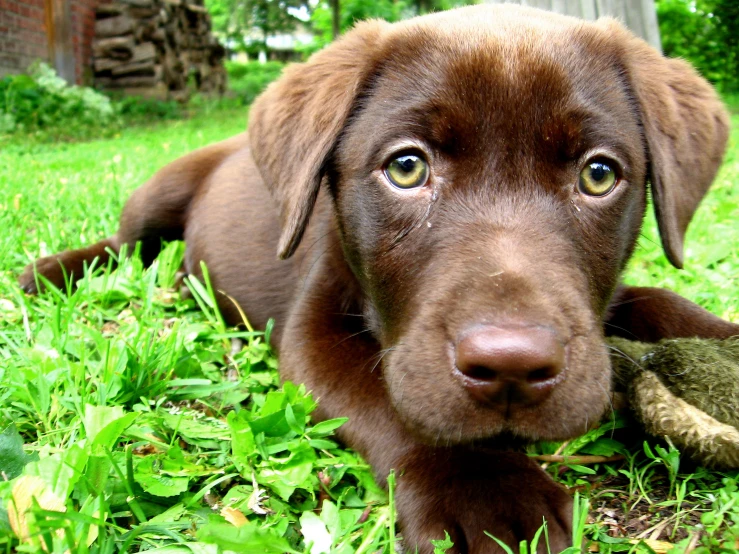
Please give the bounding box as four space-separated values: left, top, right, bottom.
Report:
454 325 565 406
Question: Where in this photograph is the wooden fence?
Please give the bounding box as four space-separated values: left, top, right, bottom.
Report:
483 0 661 51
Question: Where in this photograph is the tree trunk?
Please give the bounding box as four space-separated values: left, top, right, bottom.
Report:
331 0 340 39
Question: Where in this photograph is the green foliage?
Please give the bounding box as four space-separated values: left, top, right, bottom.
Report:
206 0 306 52
657 0 739 92
0 60 287 143
225 61 285 104
115 95 183 121
693 478 739 552
305 0 477 54
306 0 410 52
0 62 115 136
0 243 391 553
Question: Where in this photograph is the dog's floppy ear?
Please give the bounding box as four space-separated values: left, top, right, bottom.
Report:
248 21 387 259
606 22 730 268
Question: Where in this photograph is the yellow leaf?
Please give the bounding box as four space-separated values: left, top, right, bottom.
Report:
221 506 249 527
8 475 66 544
630 539 674 553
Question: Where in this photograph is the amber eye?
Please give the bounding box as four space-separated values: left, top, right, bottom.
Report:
579 161 617 196
384 154 429 189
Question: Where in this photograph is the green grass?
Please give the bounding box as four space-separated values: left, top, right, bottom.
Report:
0 106 738 553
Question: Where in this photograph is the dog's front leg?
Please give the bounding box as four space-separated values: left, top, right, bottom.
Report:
277 259 573 554
606 285 739 342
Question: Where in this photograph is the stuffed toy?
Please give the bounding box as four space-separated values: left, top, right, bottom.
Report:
608 336 739 469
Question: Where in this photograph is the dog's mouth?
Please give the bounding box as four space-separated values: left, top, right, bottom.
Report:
383 330 612 445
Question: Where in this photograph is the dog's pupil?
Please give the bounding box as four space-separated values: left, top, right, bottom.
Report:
397 156 417 174
590 164 607 182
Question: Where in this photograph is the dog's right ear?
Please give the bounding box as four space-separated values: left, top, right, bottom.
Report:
248 21 387 259
603 21 730 269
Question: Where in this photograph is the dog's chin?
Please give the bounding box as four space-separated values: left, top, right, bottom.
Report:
384 355 613 446
392 399 610 446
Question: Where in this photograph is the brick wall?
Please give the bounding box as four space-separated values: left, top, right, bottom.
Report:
0 0 49 77
0 0 99 83
70 0 97 83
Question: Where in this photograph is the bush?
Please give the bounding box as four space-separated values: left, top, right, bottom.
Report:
0 62 115 135
225 60 285 104
657 0 739 92
115 95 183 121
0 59 284 141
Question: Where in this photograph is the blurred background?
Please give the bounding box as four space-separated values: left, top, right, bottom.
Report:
0 0 736 138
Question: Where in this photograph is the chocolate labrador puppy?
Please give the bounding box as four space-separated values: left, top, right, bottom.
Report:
20 5 739 553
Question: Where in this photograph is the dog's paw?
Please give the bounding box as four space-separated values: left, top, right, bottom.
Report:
395 447 572 554
18 256 68 294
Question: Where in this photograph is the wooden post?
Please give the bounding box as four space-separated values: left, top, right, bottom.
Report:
484 0 661 52
44 0 76 83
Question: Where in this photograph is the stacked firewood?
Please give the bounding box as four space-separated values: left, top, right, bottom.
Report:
92 0 226 100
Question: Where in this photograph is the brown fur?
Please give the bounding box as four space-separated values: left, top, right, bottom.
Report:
19 5 738 553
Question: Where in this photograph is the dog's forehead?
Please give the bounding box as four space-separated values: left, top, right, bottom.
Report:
348 7 637 169
375 6 621 110
391 4 592 51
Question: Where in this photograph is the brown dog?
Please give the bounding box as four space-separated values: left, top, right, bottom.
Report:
20 5 739 553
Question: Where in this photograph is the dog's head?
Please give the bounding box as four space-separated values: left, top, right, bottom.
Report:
249 5 729 443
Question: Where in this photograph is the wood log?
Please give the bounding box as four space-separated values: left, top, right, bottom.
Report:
183 3 207 13
119 0 155 7
134 16 161 42
129 6 161 18
163 53 186 89
111 59 156 76
105 67 163 87
95 42 156 71
150 27 166 43
96 3 126 18
95 15 134 37
123 83 169 100
93 0 226 99
189 49 203 63
131 42 157 62
93 35 135 60
94 57 120 72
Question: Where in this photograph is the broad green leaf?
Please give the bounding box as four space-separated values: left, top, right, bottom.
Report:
431 531 455 554
285 403 305 435
249 409 291 437
227 411 255 474
310 418 349 437
0 425 37 480
91 413 138 452
160 411 230 441
198 521 296 553
135 472 190 497
24 443 88 500
86 455 113 496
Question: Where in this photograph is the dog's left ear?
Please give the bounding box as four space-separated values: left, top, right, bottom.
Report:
248 21 388 260
606 22 730 268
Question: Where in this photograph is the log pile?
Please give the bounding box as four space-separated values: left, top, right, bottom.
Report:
92 0 226 100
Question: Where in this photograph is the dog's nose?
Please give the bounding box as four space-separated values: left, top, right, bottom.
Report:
454 325 565 406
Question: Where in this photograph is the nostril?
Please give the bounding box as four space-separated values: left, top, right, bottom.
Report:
526 366 559 383
464 365 499 381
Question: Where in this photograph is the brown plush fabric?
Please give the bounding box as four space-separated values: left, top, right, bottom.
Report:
609 336 739 469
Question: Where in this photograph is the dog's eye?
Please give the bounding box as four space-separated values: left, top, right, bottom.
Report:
385 154 429 189
579 161 617 196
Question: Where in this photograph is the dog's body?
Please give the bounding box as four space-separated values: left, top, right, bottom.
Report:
21 5 739 553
